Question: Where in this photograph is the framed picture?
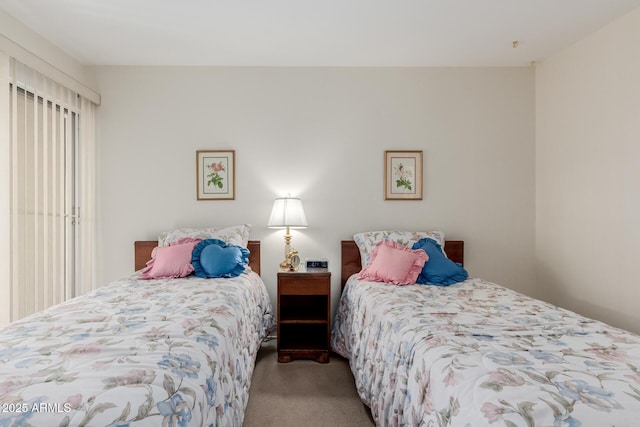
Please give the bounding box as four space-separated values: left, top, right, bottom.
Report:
384 150 423 200
196 150 235 200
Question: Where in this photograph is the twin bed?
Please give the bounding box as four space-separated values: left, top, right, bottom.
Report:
3 230 640 427
333 238 640 426
0 238 273 427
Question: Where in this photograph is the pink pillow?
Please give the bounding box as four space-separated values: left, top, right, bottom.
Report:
357 240 428 285
139 238 201 280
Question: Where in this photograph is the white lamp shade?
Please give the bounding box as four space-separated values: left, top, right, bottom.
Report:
268 197 308 229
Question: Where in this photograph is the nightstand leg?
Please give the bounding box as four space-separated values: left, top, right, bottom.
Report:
278 354 292 363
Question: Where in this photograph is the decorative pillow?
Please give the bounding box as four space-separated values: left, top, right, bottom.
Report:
139 238 201 280
357 240 428 285
353 230 445 268
192 239 249 278
412 238 468 286
158 224 250 248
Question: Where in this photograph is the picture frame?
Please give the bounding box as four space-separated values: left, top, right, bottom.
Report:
196 150 235 200
384 150 423 200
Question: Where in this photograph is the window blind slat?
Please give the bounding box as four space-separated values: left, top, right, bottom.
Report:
64 109 72 301
33 71 40 314
42 91 49 310
21 66 30 318
10 60 19 321
51 96 59 307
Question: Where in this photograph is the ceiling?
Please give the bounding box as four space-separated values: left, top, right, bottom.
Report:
1 0 639 67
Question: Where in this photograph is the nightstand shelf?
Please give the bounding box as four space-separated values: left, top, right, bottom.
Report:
279 295 328 321
277 272 331 363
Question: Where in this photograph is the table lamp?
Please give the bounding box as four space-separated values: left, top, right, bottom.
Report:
268 195 308 271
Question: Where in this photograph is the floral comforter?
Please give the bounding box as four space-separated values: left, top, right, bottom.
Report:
332 277 640 426
0 271 274 427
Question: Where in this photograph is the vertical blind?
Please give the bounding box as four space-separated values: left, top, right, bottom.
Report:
6 58 96 322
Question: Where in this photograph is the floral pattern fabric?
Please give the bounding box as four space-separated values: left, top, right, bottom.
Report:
332 277 640 426
353 230 445 268
0 271 274 427
158 224 251 248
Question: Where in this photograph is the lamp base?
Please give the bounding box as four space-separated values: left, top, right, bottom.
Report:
279 227 296 271
279 260 292 272
279 248 300 272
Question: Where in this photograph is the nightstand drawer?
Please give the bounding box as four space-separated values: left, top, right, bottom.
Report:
279 277 330 295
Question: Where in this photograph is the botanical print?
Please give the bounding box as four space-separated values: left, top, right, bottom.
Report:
196 150 235 200
384 150 422 200
0 271 274 426
206 160 226 190
391 158 415 193
202 157 228 194
332 277 640 426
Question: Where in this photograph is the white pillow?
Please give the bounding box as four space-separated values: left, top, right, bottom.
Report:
158 224 251 248
353 230 445 268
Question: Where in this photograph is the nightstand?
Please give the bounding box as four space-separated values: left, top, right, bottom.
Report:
277 272 331 363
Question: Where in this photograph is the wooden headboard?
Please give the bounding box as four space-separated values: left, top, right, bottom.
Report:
134 240 262 276
341 240 464 287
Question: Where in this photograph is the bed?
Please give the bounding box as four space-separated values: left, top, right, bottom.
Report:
0 239 273 427
332 239 640 426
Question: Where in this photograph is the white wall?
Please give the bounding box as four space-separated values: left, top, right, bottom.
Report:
536 7 640 333
94 66 535 314
0 9 97 96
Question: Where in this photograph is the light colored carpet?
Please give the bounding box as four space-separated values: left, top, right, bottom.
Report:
243 339 375 426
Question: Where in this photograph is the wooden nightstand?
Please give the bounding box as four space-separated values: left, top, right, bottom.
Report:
277 272 331 363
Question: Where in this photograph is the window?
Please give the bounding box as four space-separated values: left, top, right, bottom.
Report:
1 58 97 323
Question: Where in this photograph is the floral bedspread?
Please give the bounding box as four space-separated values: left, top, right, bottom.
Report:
0 271 274 427
332 277 640 426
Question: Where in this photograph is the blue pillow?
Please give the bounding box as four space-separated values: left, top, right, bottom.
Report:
411 238 468 286
192 239 249 278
